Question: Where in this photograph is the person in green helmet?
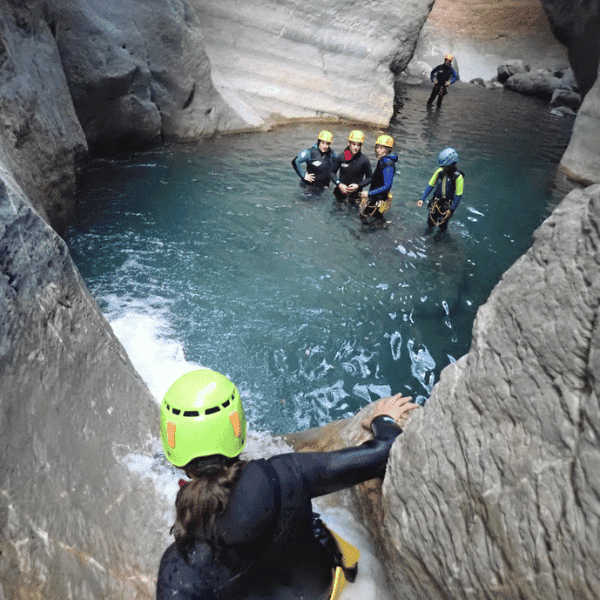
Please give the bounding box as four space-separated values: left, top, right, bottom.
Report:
156 368 418 600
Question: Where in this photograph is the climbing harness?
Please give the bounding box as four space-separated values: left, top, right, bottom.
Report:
312 513 360 600
360 193 392 217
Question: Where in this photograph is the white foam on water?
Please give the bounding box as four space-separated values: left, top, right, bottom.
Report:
102 295 203 403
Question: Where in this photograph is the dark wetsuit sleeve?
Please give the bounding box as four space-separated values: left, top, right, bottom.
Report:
356 156 373 190
329 154 343 184
215 416 402 544
292 148 310 179
298 415 401 497
368 160 395 197
430 65 441 83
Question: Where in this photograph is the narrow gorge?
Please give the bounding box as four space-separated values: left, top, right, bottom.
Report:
1 0 600 598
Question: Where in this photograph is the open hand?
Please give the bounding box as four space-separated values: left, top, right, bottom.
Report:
360 393 419 431
304 173 315 183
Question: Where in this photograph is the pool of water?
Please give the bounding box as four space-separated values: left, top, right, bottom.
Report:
65 82 576 434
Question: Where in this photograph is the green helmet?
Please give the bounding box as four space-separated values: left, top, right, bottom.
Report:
160 369 246 467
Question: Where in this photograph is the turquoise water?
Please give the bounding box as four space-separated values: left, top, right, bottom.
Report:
65 83 575 434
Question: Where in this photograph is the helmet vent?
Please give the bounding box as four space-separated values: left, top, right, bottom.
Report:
205 406 221 415
222 399 230 407
183 410 200 417
172 408 181 415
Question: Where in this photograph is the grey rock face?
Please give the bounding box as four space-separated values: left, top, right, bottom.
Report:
47 0 245 151
382 184 600 600
504 70 562 100
539 0 600 97
560 63 600 184
0 2 87 229
538 0 600 183
0 170 167 599
191 0 434 126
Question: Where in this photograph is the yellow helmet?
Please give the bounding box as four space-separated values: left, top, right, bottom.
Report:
318 130 333 143
445 54 453 62
348 130 365 144
375 134 394 149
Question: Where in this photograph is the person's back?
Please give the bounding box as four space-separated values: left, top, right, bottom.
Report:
156 370 418 600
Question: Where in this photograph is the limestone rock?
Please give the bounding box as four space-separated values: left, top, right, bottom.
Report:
560 63 600 184
497 59 528 83
504 70 562 99
47 0 245 151
0 170 166 599
191 0 434 126
0 2 86 230
381 184 600 600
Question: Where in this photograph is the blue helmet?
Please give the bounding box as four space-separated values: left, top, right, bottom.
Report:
438 147 458 166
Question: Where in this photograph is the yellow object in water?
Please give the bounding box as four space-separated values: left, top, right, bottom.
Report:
328 528 360 600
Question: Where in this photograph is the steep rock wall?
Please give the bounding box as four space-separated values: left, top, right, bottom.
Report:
192 0 434 126
379 184 600 600
538 0 600 184
46 0 246 152
0 1 86 229
0 168 168 599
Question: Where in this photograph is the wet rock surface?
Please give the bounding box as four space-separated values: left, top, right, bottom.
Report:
382 184 600 600
191 0 434 126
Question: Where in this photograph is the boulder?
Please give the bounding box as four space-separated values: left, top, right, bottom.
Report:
497 59 529 83
504 70 562 100
191 0 434 126
550 87 582 110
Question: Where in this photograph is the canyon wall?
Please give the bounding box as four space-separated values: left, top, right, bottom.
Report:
191 0 434 127
379 183 600 600
2 0 600 598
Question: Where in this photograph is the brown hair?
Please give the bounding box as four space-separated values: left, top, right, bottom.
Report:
171 455 247 558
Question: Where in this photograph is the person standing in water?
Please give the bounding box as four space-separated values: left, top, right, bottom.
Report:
329 130 372 206
417 147 464 233
292 130 337 192
358 135 397 224
427 54 458 108
156 368 418 600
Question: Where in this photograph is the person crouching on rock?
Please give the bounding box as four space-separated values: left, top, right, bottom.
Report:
292 130 336 194
427 54 457 108
329 130 372 206
156 368 418 600
358 135 397 225
417 147 464 234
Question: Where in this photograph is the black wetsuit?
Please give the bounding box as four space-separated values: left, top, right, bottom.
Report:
427 63 457 107
156 415 402 600
360 152 398 221
292 144 336 190
329 148 372 204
